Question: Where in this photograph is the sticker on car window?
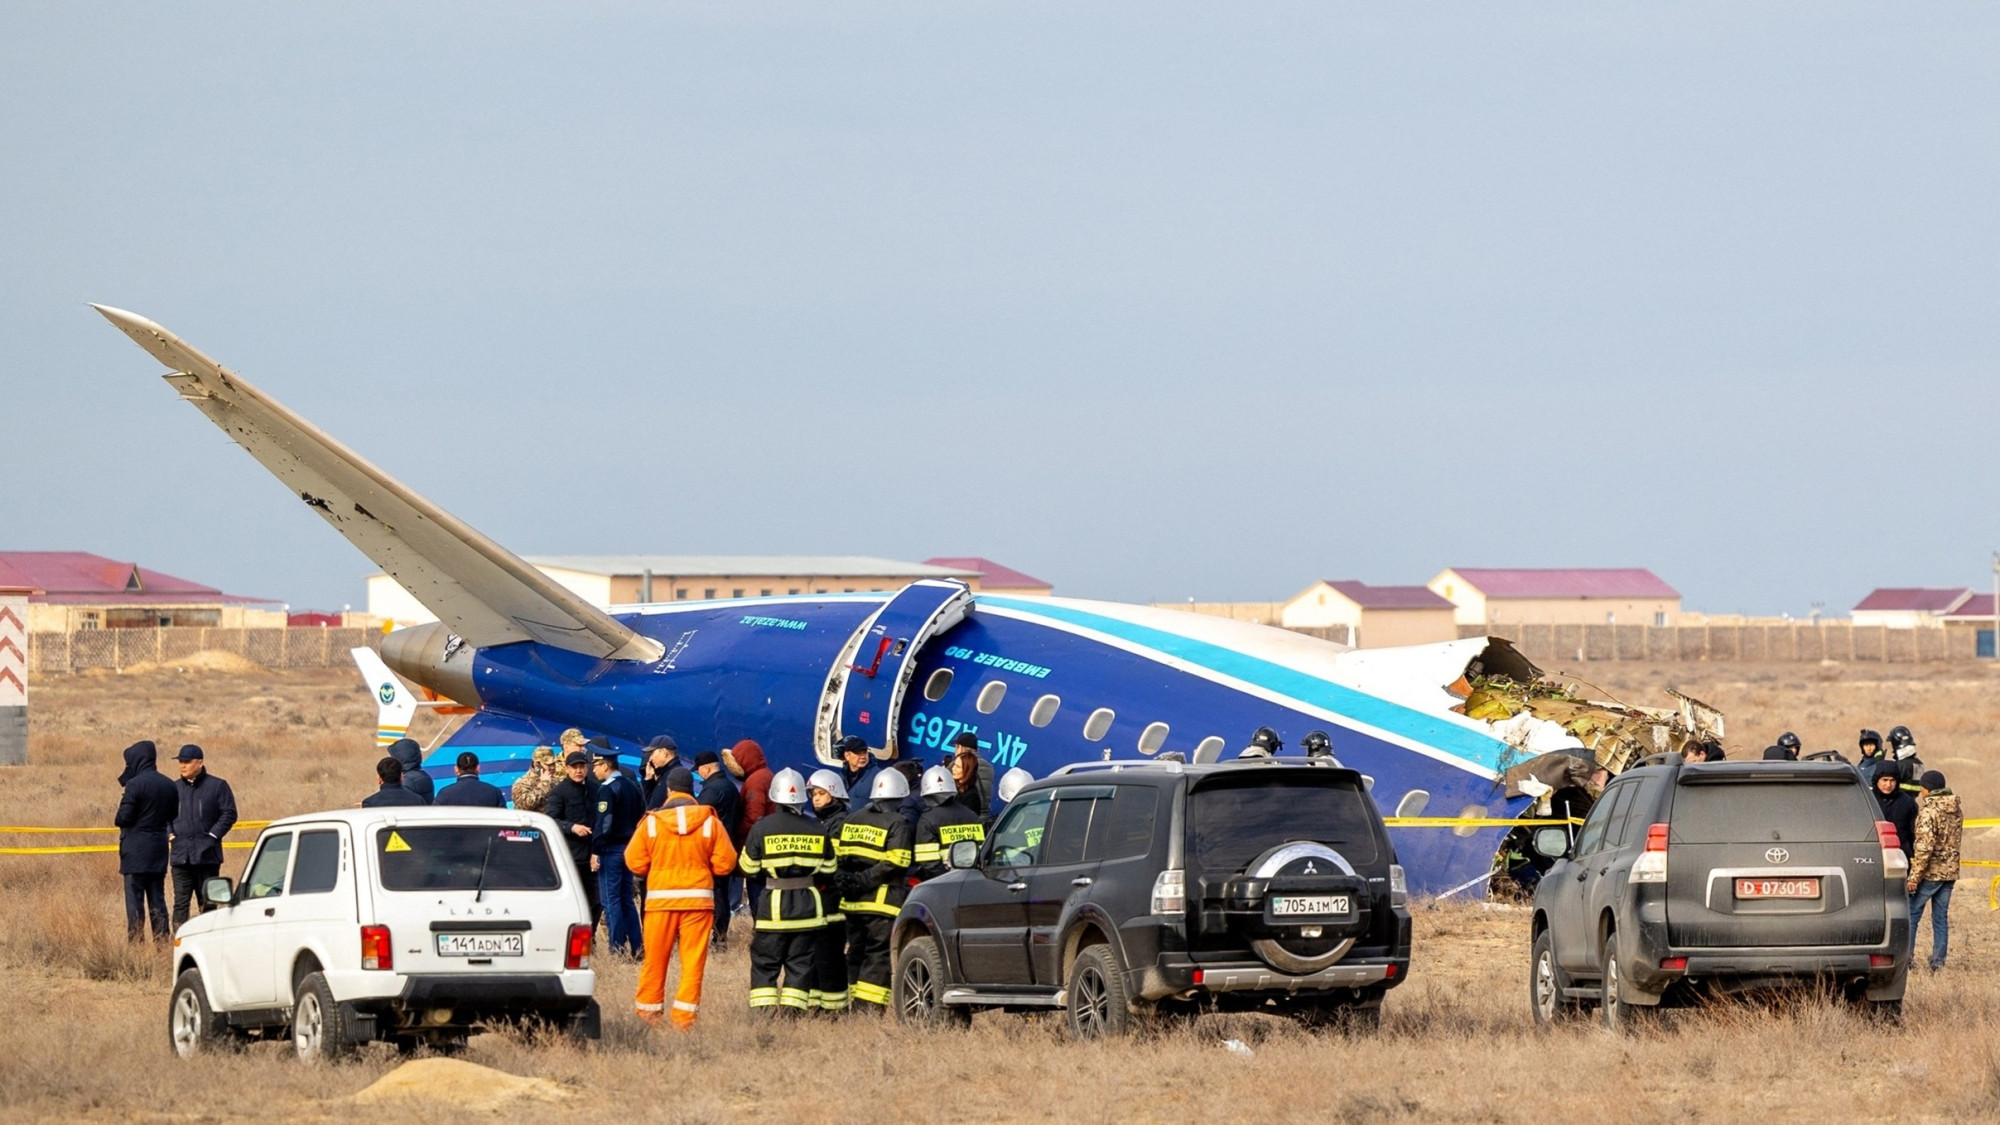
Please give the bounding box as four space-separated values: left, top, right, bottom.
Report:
384 831 411 853
498 830 541 842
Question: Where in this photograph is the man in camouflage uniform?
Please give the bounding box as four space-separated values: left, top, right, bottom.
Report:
1907 769 1962 971
511 745 561 813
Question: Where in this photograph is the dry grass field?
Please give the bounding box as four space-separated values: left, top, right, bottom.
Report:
3 661 1998 1123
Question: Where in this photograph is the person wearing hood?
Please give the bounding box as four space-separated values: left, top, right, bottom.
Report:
913 765 985 882
1907 770 1962 971
1872 769 1917 863
725 739 774 838
168 745 237 928
114 740 176 941
362 756 428 808
806 769 852 1014
386 738 433 804
625 767 738 1029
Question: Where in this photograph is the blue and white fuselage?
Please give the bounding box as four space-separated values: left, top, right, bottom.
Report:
397 590 1533 895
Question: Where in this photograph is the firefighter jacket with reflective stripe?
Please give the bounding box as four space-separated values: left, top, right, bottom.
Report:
813 801 849 923
625 795 740 912
836 801 914 917
739 807 835 931
914 796 986 881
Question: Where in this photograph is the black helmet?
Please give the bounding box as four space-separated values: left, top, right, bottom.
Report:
1761 745 1791 761
1300 730 1333 758
1249 726 1283 754
1888 725 1915 750
1776 731 1800 751
1858 729 1882 752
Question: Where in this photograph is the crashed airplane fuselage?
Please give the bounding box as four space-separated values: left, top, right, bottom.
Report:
92 304 1719 896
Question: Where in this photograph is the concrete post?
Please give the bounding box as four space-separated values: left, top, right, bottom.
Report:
0 590 29 765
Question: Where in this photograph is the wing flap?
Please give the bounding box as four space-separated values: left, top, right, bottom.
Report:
95 305 663 662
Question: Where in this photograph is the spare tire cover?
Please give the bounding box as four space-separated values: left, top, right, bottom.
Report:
1245 842 1358 974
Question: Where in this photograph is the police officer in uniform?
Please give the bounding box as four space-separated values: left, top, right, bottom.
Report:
913 765 986 882
806 769 852 1014
836 770 913 1012
738 768 835 1016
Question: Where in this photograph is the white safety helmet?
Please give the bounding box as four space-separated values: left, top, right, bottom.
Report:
869 769 910 802
996 767 1034 804
920 764 957 798
807 768 848 801
769 767 808 808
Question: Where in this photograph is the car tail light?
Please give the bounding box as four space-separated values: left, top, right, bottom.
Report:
1870 954 1895 968
1388 864 1408 908
564 924 593 971
1660 956 1688 971
1151 869 1185 916
1630 823 1669 884
1192 969 1205 986
1877 821 1909 879
360 925 393 971
1384 963 1398 979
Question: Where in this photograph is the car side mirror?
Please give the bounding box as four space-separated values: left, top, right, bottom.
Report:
200 877 236 907
1531 827 1571 861
947 841 980 870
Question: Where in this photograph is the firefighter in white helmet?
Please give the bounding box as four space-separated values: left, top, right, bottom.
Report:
836 769 913 1011
737 767 835 1016
913 764 986 881
991 767 1035 823
805 768 852 1014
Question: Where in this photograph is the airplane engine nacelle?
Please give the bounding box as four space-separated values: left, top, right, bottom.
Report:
380 621 483 708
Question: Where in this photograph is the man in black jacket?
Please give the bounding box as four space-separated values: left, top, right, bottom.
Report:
387 738 434 804
693 750 743 947
640 735 683 810
434 752 507 808
114 740 176 940
1874 769 1919 862
363 757 429 808
168 745 237 928
546 749 603 929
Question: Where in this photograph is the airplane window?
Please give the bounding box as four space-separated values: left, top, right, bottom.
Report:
1136 722 1169 756
1394 790 1430 818
923 669 954 701
976 681 1006 714
1082 707 1115 742
1191 737 1226 764
1454 804 1488 838
1029 694 1061 728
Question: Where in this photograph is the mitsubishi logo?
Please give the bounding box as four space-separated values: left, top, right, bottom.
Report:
1765 847 1790 864
1302 861 1319 875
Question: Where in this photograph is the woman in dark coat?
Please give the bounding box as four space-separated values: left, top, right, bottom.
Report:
114 740 177 940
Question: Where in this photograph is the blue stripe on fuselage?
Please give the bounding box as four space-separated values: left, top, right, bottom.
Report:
977 597 1510 775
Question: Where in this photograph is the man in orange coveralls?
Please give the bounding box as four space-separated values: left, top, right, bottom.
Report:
624 766 738 1028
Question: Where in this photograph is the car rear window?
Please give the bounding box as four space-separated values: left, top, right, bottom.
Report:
375 826 562 891
1670 781 1878 844
1188 778 1381 873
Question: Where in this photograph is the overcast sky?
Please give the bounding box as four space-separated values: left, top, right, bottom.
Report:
5 3 1998 616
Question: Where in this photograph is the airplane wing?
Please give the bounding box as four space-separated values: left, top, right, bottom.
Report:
92 305 664 662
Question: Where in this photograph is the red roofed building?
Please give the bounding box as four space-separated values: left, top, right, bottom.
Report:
1281 580 1458 647
1850 587 1974 629
1941 593 1999 658
1428 567 1682 628
923 557 1053 597
0 551 279 632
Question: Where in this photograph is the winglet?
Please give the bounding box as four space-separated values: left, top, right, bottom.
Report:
93 304 665 663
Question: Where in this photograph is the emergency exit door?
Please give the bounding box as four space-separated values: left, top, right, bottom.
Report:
824 580 973 757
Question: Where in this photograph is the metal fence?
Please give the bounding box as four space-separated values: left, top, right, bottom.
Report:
1464 622 1981 664
28 627 382 675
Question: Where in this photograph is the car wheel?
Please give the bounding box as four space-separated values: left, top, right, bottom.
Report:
894 938 969 1030
292 972 353 1063
168 969 231 1059
1066 944 1135 1040
1599 931 1651 1033
1530 929 1573 1026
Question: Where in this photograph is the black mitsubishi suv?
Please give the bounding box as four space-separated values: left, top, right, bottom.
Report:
1529 756 1911 1030
890 758 1411 1038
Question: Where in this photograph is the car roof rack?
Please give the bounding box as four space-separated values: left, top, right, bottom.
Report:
1627 752 1682 770
1050 760 1184 777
